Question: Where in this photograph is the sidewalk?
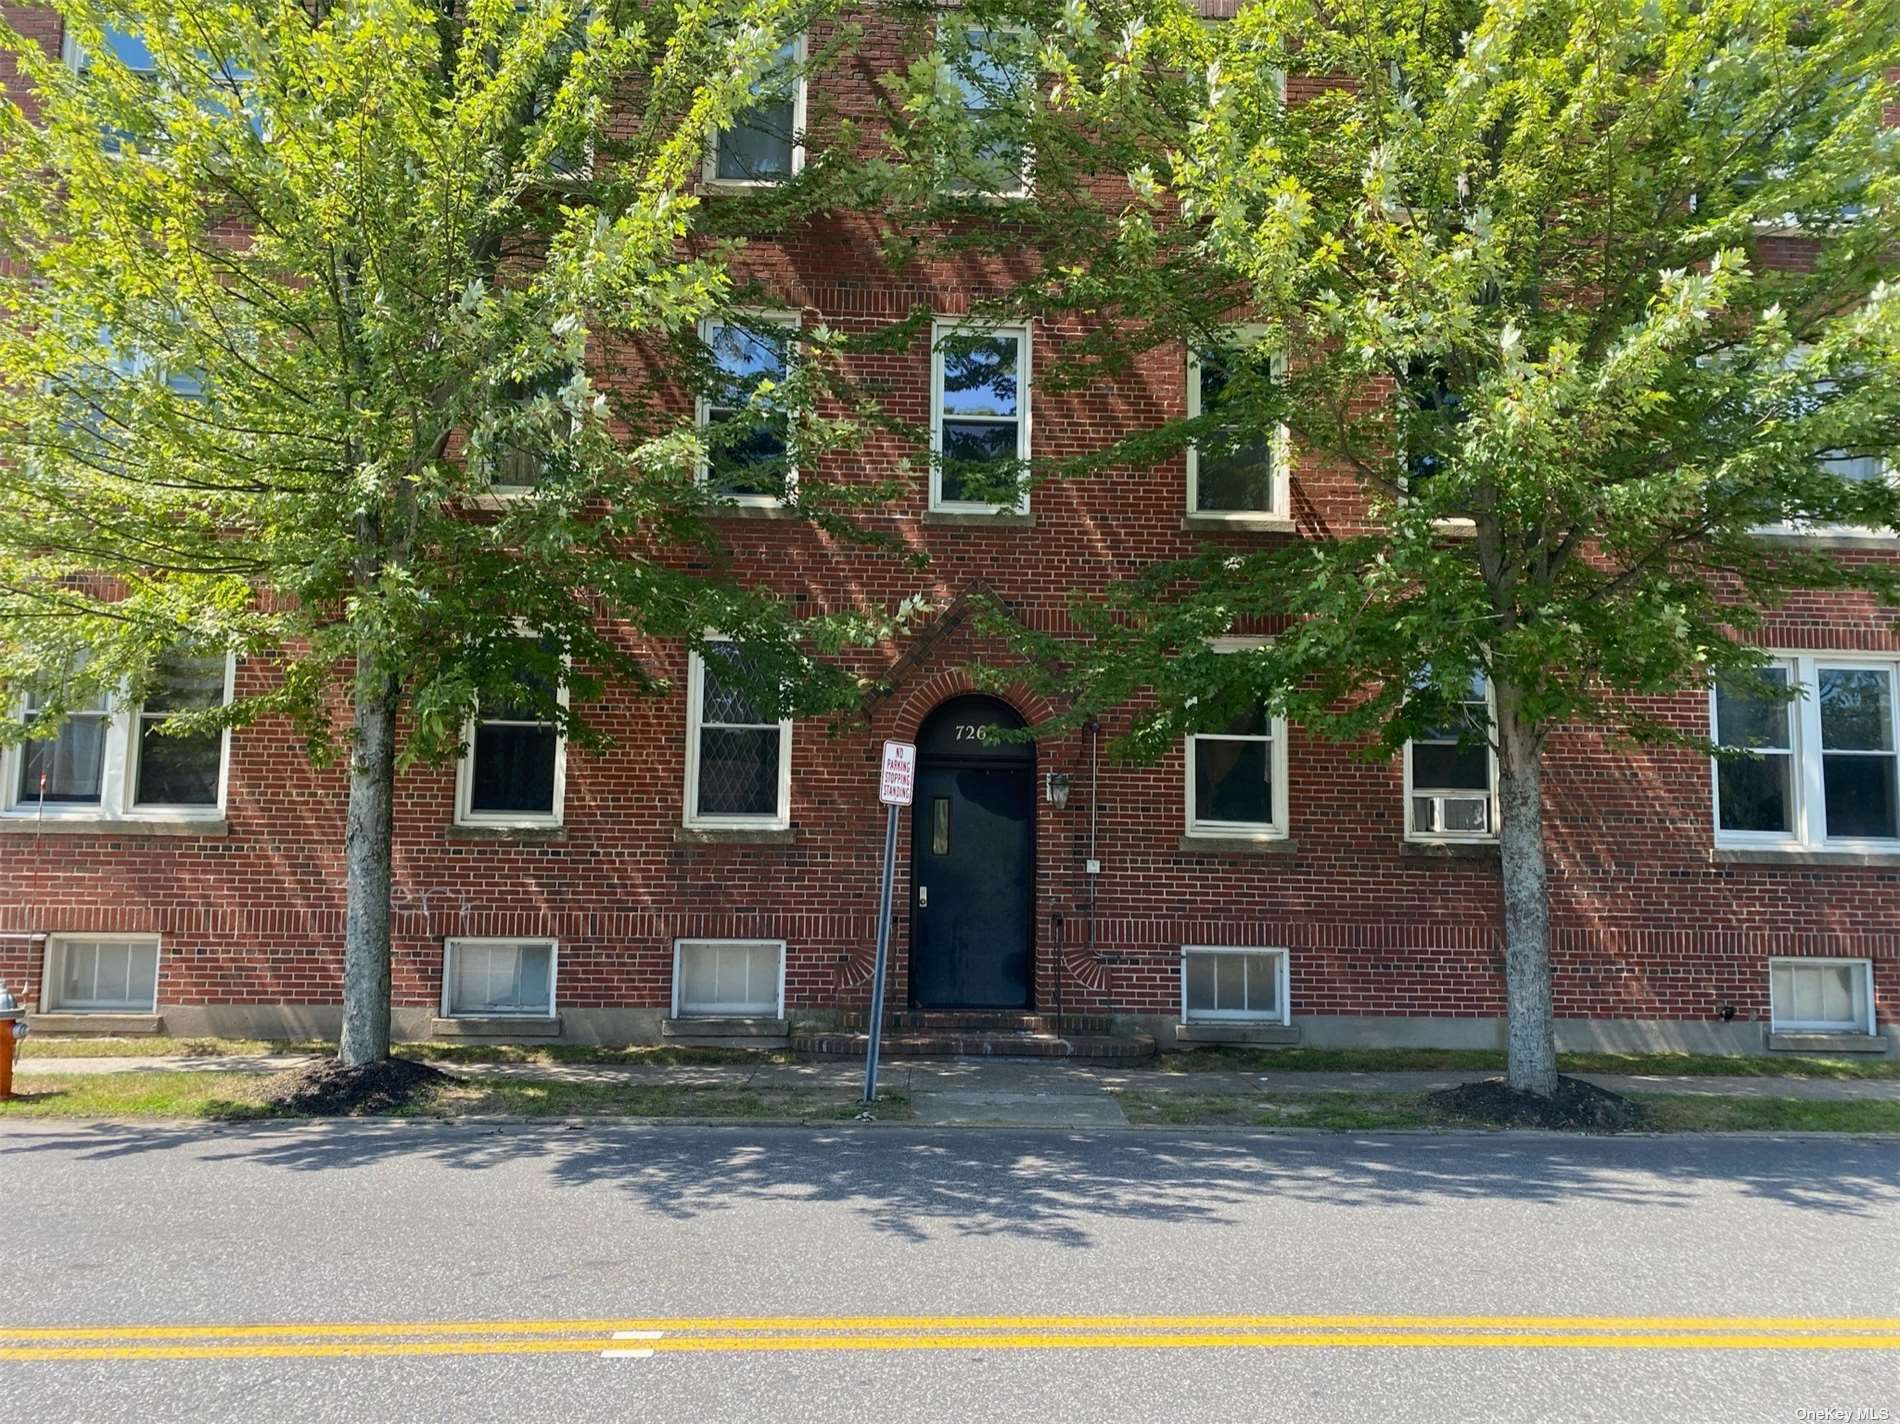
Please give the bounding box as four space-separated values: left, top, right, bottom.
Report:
16 1053 1899 1128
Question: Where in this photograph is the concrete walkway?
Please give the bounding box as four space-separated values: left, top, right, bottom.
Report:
14 1052 1898 1127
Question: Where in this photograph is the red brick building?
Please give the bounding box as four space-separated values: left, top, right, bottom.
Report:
1 5 1893 1057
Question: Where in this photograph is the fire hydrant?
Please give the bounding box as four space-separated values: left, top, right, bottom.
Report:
0 981 27 1102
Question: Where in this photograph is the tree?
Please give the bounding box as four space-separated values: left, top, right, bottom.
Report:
935 0 1900 1094
0 0 905 1066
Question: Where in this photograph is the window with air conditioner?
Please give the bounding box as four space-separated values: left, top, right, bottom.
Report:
1404 669 1497 842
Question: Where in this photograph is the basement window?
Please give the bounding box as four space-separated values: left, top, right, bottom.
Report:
1181 946 1289 1025
1769 958 1874 1035
673 938 785 1017
442 938 557 1018
44 935 160 1013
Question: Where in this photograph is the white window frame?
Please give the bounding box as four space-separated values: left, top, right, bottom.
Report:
1186 327 1290 519
1180 945 1291 1026
701 32 807 188
4 652 234 823
671 937 788 1018
929 318 1032 514
1183 639 1288 840
938 22 1034 200
1768 956 1875 1035
42 933 162 1014
1749 345 1895 540
683 642 794 830
1711 652 1900 852
453 637 569 830
477 366 580 503
440 937 559 1019
1403 675 1499 844
696 310 802 508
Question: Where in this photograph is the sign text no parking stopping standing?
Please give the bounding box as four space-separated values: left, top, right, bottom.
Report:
863 741 915 1103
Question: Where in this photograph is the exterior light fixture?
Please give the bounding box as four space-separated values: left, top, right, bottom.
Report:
1045 771 1072 808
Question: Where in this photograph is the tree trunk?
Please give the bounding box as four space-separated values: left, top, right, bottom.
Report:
1495 693 1559 1097
338 660 398 1067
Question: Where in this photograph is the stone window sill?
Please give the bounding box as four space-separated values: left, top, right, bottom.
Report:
1175 1021 1300 1046
1400 839 1501 861
1767 1032 1888 1056
428 1016 562 1039
27 1012 163 1035
1181 514 1297 534
675 826 799 846
1710 847 1900 869
922 509 1034 529
661 1016 790 1038
0 816 227 838
711 502 798 520
446 823 567 843
1753 528 1898 552
1176 835 1296 857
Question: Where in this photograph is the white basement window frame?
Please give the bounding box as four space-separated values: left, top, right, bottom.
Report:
672 937 787 1018
1768 957 1875 1036
1403 669 1499 843
1186 325 1290 520
929 318 1032 514
702 32 807 187
1711 653 1900 852
454 635 568 830
440 937 558 1019
1180 945 1290 1025
696 310 801 507
42 934 161 1013
3 652 235 822
683 640 794 830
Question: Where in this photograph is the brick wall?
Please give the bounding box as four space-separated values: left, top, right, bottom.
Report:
1 4 1893 1041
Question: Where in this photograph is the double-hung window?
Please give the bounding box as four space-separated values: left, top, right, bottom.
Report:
930 321 1030 513
5 653 233 820
1185 706 1287 840
62 24 157 152
1753 349 1894 538
1404 670 1497 841
685 641 792 829
485 367 574 495
130 655 229 809
1187 329 1289 518
698 313 799 504
455 637 566 828
1713 655 1900 849
442 938 557 1018
705 35 805 184
941 26 1032 198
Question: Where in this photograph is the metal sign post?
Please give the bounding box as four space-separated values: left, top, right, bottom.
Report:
863 741 915 1104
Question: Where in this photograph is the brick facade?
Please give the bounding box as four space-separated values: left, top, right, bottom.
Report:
1 6 1893 1053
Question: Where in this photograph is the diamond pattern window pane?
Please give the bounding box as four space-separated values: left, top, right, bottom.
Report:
696 727 780 816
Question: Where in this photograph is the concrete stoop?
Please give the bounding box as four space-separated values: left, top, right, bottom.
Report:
794 1013 1155 1061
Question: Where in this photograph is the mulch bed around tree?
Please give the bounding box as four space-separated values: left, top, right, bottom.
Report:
1428 1075 1647 1133
259 1057 454 1116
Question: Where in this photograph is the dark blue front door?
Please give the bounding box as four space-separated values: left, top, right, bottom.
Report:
909 698 1034 1010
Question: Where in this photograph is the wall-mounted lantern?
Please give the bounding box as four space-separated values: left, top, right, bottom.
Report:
1045 771 1072 809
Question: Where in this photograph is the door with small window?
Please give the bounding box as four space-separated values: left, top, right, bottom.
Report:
908 697 1034 1010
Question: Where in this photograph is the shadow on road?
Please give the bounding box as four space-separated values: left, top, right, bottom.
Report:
4 1123 1895 1248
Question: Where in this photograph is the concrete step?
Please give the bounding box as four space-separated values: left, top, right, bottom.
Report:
832 1010 1117 1035
792 1028 1156 1061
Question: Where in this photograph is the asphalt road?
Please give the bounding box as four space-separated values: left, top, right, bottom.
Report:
2 1121 1896 1424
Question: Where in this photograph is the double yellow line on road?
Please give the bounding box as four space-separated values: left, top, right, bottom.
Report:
4 1314 1897 1362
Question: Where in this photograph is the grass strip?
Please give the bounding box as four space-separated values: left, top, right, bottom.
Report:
0 1072 907 1123
1111 1089 1900 1134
